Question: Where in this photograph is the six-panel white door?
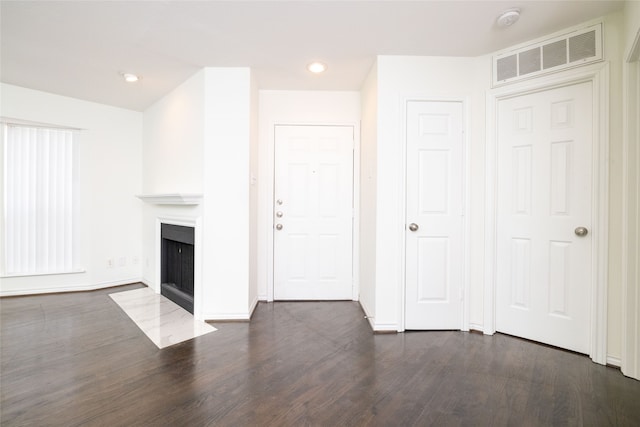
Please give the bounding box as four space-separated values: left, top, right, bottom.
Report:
273 125 354 300
496 82 593 354
405 101 464 330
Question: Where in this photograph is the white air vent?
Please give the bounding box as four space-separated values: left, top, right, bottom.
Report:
493 23 602 87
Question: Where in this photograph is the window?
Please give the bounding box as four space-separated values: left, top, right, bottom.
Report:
2 122 80 276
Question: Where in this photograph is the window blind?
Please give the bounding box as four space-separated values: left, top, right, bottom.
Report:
3 124 79 275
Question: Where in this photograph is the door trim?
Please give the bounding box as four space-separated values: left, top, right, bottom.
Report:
266 123 360 302
484 62 609 364
399 97 471 332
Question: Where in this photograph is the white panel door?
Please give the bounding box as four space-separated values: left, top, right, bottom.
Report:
496 82 593 354
273 125 354 300
405 101 464 329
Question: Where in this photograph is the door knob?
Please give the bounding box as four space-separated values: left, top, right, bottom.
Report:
408 223 419 232
275 224 283 230
574 226 588 237
276 211 283 218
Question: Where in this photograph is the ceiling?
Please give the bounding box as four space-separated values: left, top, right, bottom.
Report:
0 1 625 111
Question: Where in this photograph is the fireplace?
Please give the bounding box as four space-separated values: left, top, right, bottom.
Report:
161 223 195 313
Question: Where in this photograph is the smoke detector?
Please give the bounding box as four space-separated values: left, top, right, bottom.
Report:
497 9 520 28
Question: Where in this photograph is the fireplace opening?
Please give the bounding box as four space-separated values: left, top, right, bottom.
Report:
161 223 195 313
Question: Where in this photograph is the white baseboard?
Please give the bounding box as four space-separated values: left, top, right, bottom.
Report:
203 296 260 322
203 314 251 321
359 300 372 316
140 277 153 288
0 277 143 297
372 322 399 332
607 355 621 367
469 323 485 333
358 301 398 332
358 300 375 330
204 311 252 321
248 296 259 318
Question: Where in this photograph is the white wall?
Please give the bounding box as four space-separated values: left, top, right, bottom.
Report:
359 63 378 324
257 90 361 300
0 83 143 295
371 55 490 331
141 70 205 305
622 0 640 380
249 71 260 313
143 70 205 194
202 68 254 319
142 68 256 320
2 13 633 364
366 15 628 364
601 11 626 365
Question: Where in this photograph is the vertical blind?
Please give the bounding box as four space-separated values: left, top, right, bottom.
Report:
3 124 79 275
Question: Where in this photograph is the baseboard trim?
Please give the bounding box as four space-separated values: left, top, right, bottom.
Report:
469 323 484 334
372 323 400 332
357 300 399 332
204 312 252 321
607 356 622 368
358 300 375 330
0 278 144 297
248 296 259 319
203 296 261 322
373 329 398 334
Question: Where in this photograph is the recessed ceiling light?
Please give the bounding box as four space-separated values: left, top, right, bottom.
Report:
307 62 327 74
497 9 520 28
121 72 140 83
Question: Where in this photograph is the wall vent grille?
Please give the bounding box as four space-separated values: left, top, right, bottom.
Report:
493 23 602 87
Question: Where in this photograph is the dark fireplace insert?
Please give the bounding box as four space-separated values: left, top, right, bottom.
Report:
161 223 195 313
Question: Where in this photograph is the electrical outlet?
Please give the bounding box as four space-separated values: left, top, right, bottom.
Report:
118 257 126 267
107 258 114 268
132 256 139 265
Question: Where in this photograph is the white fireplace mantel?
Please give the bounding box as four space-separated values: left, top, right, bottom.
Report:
136 193 203 205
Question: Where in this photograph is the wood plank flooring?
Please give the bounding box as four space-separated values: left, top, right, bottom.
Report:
2 283 639 426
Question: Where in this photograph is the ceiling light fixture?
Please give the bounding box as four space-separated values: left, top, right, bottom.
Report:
496 9 520 28
307 62 327 74
121 72 140 83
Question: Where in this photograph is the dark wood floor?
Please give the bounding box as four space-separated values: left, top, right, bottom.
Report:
2 283 639 426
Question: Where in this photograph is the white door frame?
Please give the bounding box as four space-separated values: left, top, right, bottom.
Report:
484 62 610 365
622 31 640 379
265 122 360 302
399 96 472 332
